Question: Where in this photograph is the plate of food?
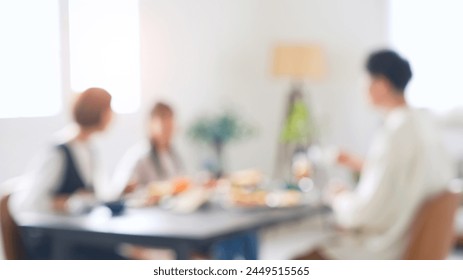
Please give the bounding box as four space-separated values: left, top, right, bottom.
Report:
222 169 307 211
125 177 193 208
226 187 305 211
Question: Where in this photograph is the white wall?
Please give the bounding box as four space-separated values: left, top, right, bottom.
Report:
0 0 389 183
139 0 389 175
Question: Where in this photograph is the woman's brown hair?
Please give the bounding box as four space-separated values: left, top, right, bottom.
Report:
73 88 112 128
150 102 174 119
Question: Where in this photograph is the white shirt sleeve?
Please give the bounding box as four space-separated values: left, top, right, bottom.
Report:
14 147 65 213
331 122 415 230
111 142 150 197
91 153 114 202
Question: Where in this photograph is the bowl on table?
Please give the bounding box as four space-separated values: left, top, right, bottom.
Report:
103 200 126 216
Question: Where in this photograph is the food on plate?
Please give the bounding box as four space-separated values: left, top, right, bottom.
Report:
229 187 303 208
230 189 267 207
172 177 191 194
229 169 263 189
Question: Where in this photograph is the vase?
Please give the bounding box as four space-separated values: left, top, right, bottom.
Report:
212 138 224 178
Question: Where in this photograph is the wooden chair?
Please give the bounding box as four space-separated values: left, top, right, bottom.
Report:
453 179 463 246
403 189 462 260
0 194 27 259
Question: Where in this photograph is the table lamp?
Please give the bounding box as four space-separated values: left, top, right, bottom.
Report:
273 45 325 81
272 44 326 180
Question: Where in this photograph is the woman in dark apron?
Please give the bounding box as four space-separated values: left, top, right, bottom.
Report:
15 88 114 259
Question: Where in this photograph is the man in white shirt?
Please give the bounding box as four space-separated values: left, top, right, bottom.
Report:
297 50 455 259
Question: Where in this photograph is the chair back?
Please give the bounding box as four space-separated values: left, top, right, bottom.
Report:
0 194 26 260
403 189 461 260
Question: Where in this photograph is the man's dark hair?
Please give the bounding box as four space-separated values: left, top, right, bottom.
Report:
366 50 412 93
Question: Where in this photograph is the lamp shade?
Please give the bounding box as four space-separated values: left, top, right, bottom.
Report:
272 44 326 80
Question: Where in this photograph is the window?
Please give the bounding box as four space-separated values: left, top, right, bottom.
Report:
0 0 62 118
390 0 463 112
68 0 141 114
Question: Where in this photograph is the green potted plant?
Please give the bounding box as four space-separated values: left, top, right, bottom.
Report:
188 112 254 177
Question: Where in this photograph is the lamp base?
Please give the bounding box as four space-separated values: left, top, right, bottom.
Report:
273 82 314 181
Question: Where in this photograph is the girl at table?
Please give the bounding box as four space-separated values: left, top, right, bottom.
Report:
115 103 257 260
113 102 185 259
114 102 184 194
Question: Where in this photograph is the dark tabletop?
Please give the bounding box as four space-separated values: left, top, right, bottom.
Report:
17 205 328 243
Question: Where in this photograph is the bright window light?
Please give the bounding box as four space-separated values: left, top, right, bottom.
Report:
68 0 141 114
0 0 61 118
390 0 463 113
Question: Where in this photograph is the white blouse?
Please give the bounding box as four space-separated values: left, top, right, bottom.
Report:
113 141 183 192
10 132 107 214
322 107 456 259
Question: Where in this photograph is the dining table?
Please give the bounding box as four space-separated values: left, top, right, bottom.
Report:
16 203 330 260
